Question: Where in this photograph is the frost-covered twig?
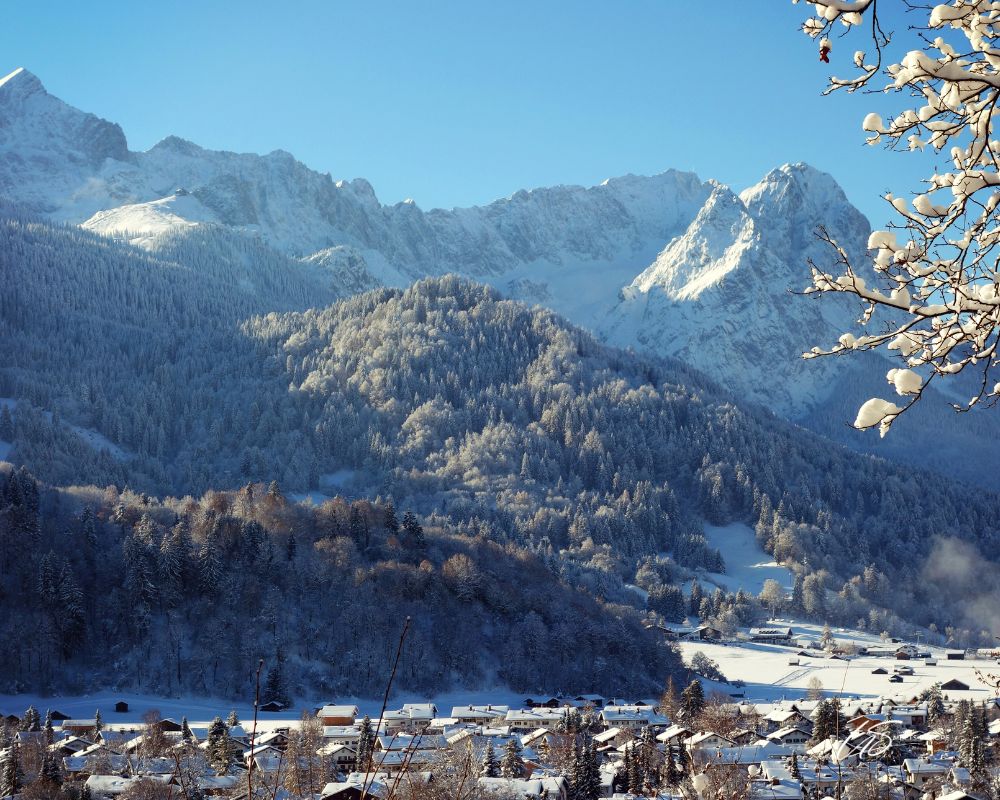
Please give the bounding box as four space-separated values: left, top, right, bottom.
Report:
794 0 1000 433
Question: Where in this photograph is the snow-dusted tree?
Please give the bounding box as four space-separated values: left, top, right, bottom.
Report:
207 716 236 775
20 706 40 732
0 743 23 798
356 715 375 774
500 737 525 779
480 740 499 778
680 679 705 721
795 1 1000 433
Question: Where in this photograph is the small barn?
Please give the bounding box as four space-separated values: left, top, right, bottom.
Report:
946 650 966 661
115 701 129 713
260 701 285 712
941 679 970 691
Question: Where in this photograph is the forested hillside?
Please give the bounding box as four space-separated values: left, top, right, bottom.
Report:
0 463 677 697
2 214 999 657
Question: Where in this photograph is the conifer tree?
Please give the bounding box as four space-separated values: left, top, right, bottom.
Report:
225 710 239 728
95 709 103 733
263 652 290 707
40 750 62 786
480 740 499 778
181 716 192 743
680 680 705 722
500 737 525 779
207 716 235 775
581 739 600 800
0 743 23 798
356 715 375 774
383 502 399 534
44 709 53 745
20 706 40 732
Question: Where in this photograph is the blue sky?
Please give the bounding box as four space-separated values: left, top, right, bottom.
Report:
4 1 928 224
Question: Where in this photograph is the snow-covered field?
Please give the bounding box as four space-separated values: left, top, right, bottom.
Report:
678 619 1000 703
699 522 794 594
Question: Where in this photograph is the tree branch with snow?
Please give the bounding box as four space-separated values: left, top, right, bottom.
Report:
794 0 1000 434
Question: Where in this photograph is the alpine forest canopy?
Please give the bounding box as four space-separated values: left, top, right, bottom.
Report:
2 210 1000 680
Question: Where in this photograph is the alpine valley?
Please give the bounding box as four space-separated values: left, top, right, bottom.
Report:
1 66 998 699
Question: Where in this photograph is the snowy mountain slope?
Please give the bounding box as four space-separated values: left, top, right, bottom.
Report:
5 66 1000 483
0 68 712 273
600 165 867 417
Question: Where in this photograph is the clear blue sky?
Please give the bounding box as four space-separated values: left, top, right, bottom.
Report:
3 1 926 225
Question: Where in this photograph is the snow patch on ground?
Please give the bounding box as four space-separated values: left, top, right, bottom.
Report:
82 193 221 249
699 522 793 595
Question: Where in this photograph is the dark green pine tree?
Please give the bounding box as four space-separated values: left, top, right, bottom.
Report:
581 739 600 800
80 782 93 800
790 752 802 781
500 737 525 779
44 709 54 745
383 502 399 534
0 743 23 797
568 739 584 800
40 750 62 786
401 511 425 549
357 715 375 774
480 740 499 778
95 708 103 733
181 716 193 743
627 741 645 795
207 716 235 775
680 680 705 721
663 744 681 787
263 652 290 707
21 706 40 732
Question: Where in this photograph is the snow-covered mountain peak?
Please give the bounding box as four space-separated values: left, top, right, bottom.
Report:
628 183 755 300
149 135 206 157
740 162 864 235
0 67 45 100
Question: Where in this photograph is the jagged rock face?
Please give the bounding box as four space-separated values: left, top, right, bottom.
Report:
0 68 131 212
600 164 872 417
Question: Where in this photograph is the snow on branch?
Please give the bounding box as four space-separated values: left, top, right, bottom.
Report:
794 0 1000 433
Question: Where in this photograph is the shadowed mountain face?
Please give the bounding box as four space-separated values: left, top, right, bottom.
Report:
1 66 998 486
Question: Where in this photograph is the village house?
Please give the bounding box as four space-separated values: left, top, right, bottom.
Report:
450 705 510 726
902 758 949 790
317 705 360 726
384 703 438 734
749 627 794 644
600 705 665 729
766 727 811 748
505 708 565 732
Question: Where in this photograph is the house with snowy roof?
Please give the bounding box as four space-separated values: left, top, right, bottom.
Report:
478 776 568 800
450 705 510 726
766 726 810 748
317 705 360 726
505 708 565 732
